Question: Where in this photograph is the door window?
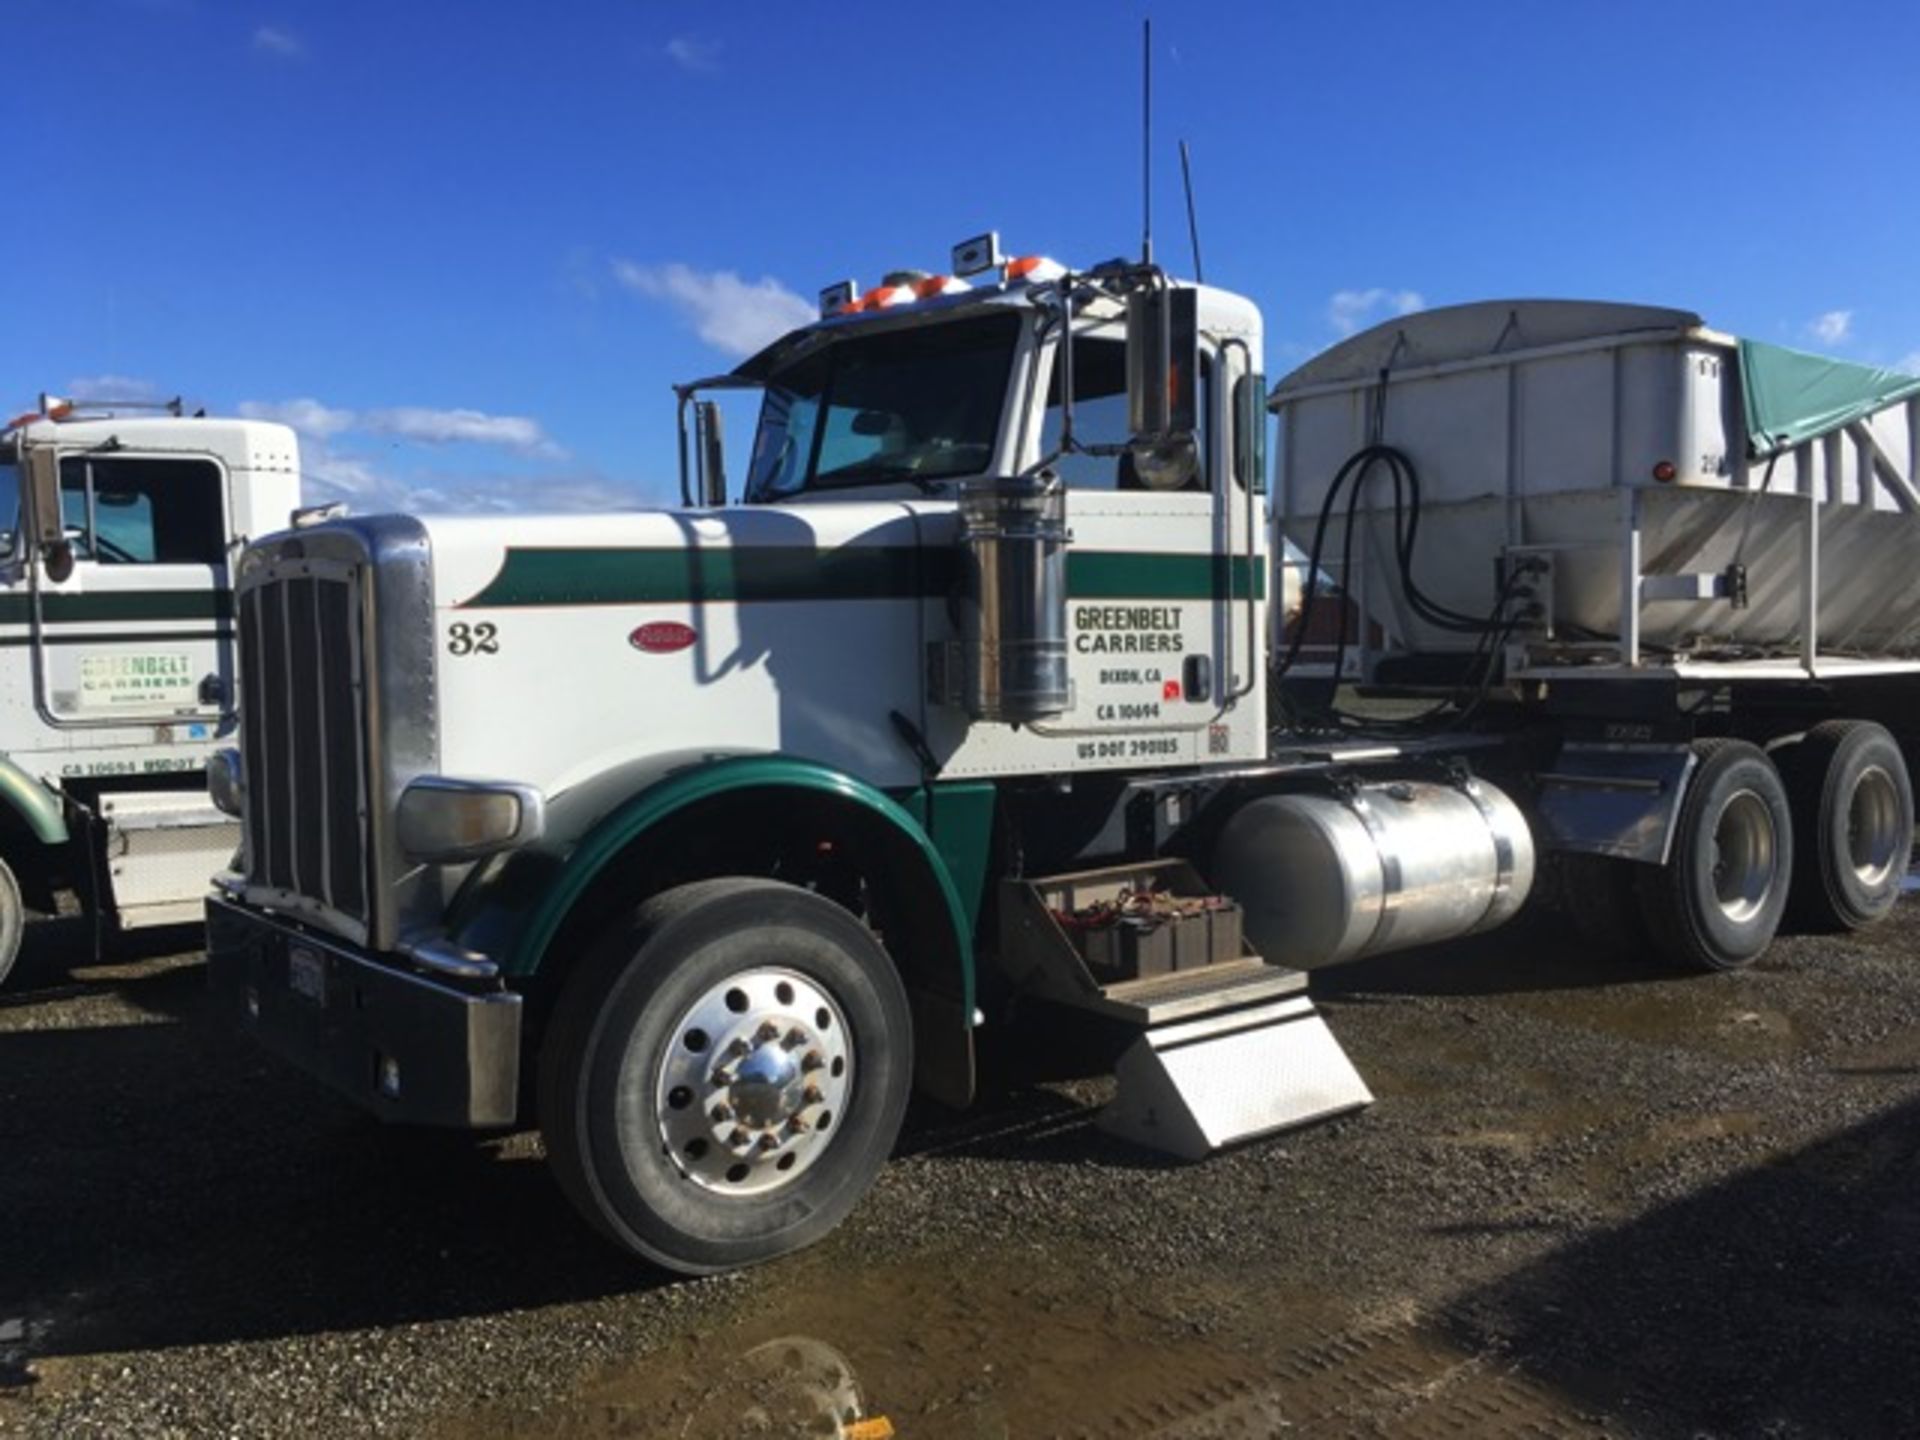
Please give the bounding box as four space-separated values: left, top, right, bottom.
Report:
1040 334 1212 490
58 457 226 565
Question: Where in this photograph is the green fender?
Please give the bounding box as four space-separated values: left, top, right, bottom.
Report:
451 754 978 1014
0 755 69 846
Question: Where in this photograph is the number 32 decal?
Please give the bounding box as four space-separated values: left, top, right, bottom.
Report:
447 621 499 656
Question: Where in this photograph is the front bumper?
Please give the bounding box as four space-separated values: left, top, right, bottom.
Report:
207 895 522 1127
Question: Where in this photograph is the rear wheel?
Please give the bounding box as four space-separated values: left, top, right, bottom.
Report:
538 878 913 1274
0 856 22 988
1636 739 1793 972
1780 720 1914 931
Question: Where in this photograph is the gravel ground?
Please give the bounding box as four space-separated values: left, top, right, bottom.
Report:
2 896 1917 1438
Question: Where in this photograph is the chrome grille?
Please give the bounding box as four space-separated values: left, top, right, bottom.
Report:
238 564 371 933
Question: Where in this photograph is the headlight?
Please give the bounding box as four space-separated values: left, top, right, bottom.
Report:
395 777 545 863
208 747 245 817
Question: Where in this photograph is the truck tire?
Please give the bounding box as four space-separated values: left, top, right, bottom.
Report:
1780 720 1913 932
1635 739 1793 972
537 877 913 1275
0 856 22 988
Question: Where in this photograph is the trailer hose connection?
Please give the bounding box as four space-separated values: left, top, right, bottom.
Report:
1276 373 1526 737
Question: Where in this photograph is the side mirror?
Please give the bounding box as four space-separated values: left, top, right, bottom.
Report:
1234 372 1268 493
22 446 75 580
1125 282 1198 442
23 445 61 549
1125 282 1200 490
695 400 727 507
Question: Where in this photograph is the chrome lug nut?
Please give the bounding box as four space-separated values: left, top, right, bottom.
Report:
786 1115 810 1135
728 1128 752 1149
754 1021 781 1045
801 1051 825 1073
710 1103 732 1124
709 1068 734 1089
727 1038 751 1058
802 1085 824 1107
757 1133 781 1152
782 1027 808 1050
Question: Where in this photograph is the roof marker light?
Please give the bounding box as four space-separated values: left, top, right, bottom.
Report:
819 279 859 318
952 231 1003 277
1004 255 1065 284
912 274 972 299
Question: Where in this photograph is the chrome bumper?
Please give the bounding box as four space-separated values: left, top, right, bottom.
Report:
206 895 521 1127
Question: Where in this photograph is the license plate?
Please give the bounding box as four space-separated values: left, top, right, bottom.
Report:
288 945 327 1006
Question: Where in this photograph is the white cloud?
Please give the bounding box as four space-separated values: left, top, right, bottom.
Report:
294 435 396 509
238 397 356 439
665 35 721 72
238 396 580 510
63 374 160 401
1327 288 1426 337
612 260 814 357
237 398 561 457
1808 309 1853 347
252 25 304 57
289 433 639 515
364 407 564 458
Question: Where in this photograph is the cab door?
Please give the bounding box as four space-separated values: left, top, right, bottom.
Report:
33 452 233 731
1033 321 1266 768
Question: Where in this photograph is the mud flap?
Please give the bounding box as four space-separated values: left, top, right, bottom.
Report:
1098 995 1373 1161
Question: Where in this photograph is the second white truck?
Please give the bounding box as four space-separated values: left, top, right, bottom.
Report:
0 399 302 984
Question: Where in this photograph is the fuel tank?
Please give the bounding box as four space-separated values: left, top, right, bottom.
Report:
1212 779 1535 969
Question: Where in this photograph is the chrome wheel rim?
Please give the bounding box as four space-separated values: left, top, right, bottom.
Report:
655 967 852 1197
1846 764 1903 889
1711 789 1778 925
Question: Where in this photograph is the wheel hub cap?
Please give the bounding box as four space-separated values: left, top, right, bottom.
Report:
731 1044 803 1127
655 967 852 1196
1847 765 1902 888
1712 789 1777 925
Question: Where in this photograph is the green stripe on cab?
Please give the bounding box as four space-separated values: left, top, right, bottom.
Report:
459 547 1265 608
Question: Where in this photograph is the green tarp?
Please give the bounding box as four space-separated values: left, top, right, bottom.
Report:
1739 338 1920 457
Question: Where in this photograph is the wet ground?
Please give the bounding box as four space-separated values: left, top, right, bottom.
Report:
2 896 1917 1438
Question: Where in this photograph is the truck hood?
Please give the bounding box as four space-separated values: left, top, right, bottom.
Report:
424 500 962 611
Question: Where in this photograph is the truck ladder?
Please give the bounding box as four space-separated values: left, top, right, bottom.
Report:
999 861 1372 1161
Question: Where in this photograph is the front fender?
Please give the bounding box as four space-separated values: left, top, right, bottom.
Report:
447 752 974 1000
0 754 69 846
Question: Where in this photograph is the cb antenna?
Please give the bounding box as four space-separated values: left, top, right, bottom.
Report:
1179 139 1204 284
1141 18 1153 265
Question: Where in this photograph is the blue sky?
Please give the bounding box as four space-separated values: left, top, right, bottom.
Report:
4 0 1916 511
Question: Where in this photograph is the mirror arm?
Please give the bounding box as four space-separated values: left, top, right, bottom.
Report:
673 387 694 508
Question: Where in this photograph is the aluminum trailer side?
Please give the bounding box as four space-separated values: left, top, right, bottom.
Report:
1271 300 1920 681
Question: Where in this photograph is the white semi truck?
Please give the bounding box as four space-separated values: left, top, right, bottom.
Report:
0 399 302 984
192 239 1918 1274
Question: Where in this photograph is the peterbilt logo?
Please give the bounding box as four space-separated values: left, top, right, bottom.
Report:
629 621 697 654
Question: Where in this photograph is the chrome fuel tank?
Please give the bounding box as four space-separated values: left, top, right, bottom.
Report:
1212 779 1535 969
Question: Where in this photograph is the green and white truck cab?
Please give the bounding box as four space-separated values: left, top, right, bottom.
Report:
0 401 301 983
204 241 1535 1274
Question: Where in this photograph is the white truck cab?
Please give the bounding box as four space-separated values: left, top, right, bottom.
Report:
0 398 301 982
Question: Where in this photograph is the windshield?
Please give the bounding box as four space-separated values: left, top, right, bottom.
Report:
746 310 1019 500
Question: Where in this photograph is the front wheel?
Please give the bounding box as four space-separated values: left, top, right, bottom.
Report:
0 855 22 988
538 878 913 1274
1636 739 1793 972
